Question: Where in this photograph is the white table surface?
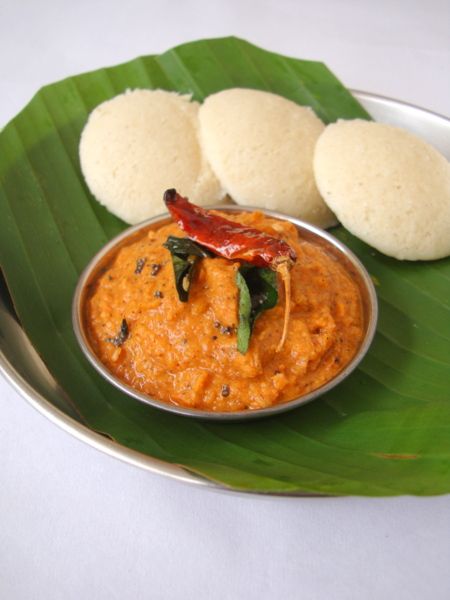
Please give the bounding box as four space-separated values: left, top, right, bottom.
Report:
1 1 449 599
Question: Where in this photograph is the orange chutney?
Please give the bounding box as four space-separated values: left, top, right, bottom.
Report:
85 212 364 411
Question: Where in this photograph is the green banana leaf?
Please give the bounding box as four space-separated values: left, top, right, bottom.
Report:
1 37 449 496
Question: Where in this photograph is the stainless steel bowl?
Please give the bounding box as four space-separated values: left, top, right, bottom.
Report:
72 207 378 421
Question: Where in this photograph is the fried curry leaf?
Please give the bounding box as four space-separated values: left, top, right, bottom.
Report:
170 254 198 302
105 318 129 347
163 236 213 302
236 267 278 354
163 236 214 258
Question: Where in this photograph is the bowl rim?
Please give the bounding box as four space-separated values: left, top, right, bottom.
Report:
72 206 378 421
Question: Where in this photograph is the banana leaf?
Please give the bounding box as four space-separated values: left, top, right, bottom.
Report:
0 37 449 496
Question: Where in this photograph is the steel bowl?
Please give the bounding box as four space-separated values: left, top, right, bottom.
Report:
72 207 378 421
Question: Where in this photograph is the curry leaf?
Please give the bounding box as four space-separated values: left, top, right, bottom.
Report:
173 254 198 302
163 236 213 258
236 267 278 353
163 236 213 302
105 318 129 347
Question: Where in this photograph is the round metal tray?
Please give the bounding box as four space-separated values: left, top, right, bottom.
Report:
1 91 449 494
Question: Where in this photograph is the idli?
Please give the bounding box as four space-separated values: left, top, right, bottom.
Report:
314 119 450 260
79 89 223 224
198 88 336 228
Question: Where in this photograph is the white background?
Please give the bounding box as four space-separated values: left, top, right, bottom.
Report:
1 1 449 598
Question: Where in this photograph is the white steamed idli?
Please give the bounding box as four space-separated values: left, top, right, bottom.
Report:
313 119 450 260
198 88 336 228
79 89 223 224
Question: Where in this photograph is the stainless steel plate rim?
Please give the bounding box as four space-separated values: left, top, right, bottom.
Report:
1 90 449 495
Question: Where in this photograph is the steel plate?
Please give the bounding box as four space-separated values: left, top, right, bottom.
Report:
1 90 449 495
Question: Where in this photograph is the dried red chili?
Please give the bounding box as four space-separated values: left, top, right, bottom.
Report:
163 189 296 267
163 189 297 351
